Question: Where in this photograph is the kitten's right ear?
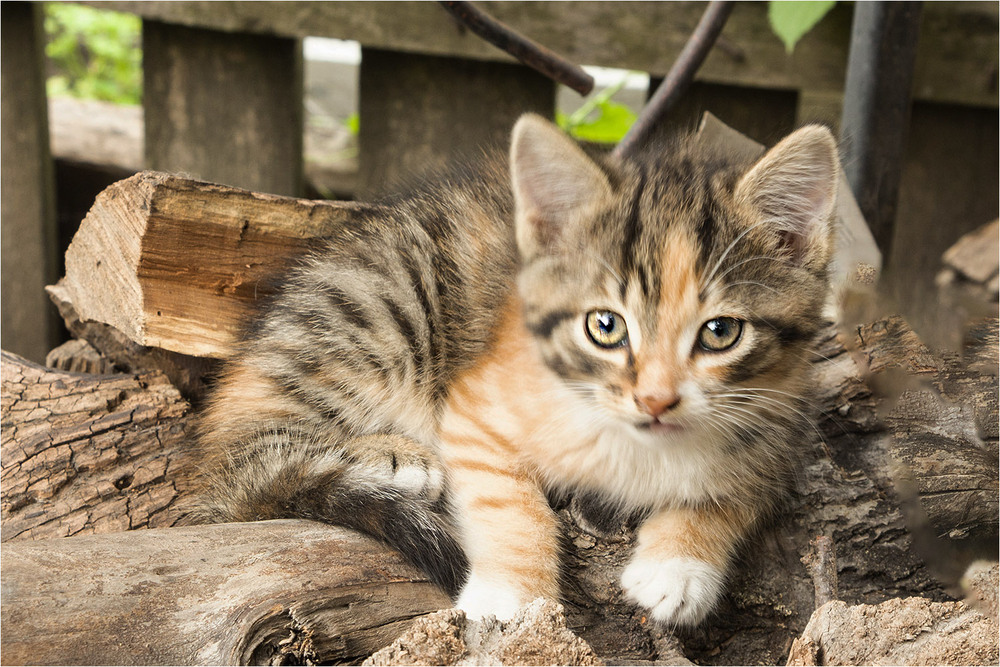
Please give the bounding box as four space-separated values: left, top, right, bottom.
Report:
510 114 612 259
733 125 839 269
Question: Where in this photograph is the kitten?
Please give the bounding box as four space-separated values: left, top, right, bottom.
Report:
192 114 838 627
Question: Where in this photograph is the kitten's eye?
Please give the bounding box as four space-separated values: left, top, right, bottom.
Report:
585 310 629 349
698 317 743 351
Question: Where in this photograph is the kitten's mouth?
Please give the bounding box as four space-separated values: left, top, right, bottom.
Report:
640 419 685 435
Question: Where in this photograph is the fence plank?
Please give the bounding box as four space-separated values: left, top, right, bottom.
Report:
0 2 60 363
85 1 998 108
143 21 304 196
357 48 555 197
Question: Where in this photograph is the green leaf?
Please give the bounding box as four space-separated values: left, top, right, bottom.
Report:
344 113 360 135
568 100 637 144
558 72 639 144
768 1 836 54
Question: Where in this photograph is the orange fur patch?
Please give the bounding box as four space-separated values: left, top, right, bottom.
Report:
439 294 564 602
636 503 758 569
198 361 309 455
635 230 702 399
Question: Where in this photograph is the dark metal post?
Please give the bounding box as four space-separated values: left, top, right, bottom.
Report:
839 1 923 263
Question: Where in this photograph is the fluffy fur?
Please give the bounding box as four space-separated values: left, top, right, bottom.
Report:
191 114 838 625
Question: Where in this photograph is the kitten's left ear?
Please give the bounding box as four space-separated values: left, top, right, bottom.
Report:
734 125 838 268
510 114 612 260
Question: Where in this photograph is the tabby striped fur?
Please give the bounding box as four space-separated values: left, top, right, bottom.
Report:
192 114 838 626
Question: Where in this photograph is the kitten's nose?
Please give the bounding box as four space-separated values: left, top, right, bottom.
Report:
635 393 681 418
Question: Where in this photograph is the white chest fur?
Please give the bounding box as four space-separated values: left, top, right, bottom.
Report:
520 393 735 511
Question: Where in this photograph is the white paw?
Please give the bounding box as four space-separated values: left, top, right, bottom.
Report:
351 435 445 501
387 457 444 500
455 572 526 622
621 556 725 627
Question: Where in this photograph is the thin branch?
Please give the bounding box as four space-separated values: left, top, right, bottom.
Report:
439 1 594 95
614 1 735 158
801 535 839 608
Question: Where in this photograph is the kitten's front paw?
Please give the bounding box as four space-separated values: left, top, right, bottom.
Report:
349 434 444 501
455 572 526 622
621 556 725 627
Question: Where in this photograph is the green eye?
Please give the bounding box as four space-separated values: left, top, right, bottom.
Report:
698 317 743 351
585 310 629 349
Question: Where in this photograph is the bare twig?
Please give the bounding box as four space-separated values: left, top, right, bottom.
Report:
801 535 839 608
614 1 735 158
439 1 594 95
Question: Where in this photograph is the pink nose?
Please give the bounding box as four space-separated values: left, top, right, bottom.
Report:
635 393 681 418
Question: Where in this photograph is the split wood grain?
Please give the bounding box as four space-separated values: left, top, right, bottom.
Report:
52 170 372 358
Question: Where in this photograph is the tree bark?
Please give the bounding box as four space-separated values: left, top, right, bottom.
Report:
0 520 451 666
0 351 196 541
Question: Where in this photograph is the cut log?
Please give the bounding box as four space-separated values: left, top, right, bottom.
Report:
14 165 995 663
47 279 217 400
940 218 1000 289
0 350 195 541
0 519 452 666
50 171 373 358
45 338 115 375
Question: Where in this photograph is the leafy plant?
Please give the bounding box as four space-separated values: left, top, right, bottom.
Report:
557 75 638 144
44 3 142 104
768 1 837 54
344 112 360 135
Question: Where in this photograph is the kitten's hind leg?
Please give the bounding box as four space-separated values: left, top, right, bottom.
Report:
193 427 467 595
346 433 445 502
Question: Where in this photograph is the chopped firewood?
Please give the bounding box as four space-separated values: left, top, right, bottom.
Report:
50 171 372 358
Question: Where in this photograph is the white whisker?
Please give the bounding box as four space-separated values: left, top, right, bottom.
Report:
722 280 782 295
704 254 794 296
700 219 773 292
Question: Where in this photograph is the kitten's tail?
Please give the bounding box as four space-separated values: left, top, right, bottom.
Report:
188 428 469 596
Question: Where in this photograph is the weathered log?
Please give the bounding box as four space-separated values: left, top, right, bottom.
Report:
364 600 606 666
0 519 452 665
9 313 990 664
786 593 999 666
0 350 195 541
12 161 995 663
49 170 371 359
46 279 217 400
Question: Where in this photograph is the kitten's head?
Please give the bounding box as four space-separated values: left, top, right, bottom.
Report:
509 114 838 442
